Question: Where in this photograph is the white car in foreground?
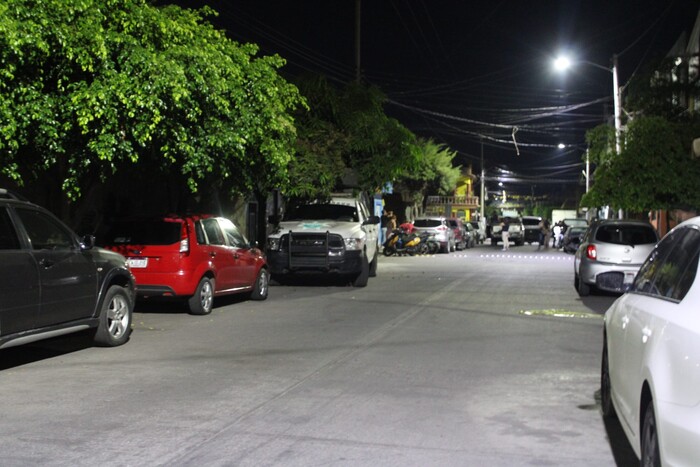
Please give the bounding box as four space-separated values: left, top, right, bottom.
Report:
601 216 700 466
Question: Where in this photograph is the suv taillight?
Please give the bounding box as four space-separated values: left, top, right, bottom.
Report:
437 225 447 231
180 224 190 254
586 244 597 260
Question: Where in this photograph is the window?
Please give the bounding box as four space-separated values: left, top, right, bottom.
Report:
633 227 700 302
218 218 248 248
202 218 225 246
595 224 657 246
0 208 20 250
16 208 74 250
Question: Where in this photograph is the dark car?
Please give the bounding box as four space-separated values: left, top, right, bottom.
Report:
561 225 587 253
102 215 269 315
0 189 135 349
521 216 542 244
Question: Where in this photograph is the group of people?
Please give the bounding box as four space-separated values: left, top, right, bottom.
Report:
537 219 569 250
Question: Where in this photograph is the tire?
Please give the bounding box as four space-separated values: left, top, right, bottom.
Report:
369 248 378 277
188 277 215 315
250 268 269 300
440 243 449 254
416 242 429 255
352 253 369 287
600 345 616 419
428 241 439 254
93 285 133 347
383 245 396 256
577 273 591 296
641 402 661 467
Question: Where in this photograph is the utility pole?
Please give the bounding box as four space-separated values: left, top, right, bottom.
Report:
355 0 361 82
480 137 485 221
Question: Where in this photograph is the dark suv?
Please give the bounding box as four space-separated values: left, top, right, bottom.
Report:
102 215 269 315
0 189 135 349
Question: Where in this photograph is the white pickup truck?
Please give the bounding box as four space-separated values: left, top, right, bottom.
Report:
266 195 380 286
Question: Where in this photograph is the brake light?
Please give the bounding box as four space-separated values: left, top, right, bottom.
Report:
180 223 190 254
586 244 597 260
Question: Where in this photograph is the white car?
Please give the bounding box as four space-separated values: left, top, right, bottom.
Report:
601 216 700 466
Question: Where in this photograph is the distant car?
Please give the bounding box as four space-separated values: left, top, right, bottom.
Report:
463 222 477 248
0 189 135 349
521 216 542 244
561 225 587 253
413 216 455 253
491 216 525 247
574 219 658 296
102 214 269 315
601 216 700 466
446 218 467 250
469 221 485 244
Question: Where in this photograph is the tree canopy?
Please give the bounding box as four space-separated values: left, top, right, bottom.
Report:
582 54 700 213
0 0 305 201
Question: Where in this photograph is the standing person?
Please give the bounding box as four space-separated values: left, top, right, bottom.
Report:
501 217 510 251
537 218 549 251
543 219 552 249
380 209 389 246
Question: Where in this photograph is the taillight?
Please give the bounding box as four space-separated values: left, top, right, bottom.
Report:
180 223 190 254
586 244 597 260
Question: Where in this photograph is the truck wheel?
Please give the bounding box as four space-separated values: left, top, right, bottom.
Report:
369 248 378 277
188 277 215 315
353 253 370 287
93 285 133 347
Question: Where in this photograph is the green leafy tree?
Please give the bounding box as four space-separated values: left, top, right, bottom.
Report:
396 138 461 204
0 0 304 214
582 116 700 212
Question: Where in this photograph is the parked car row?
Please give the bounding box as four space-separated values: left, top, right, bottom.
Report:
0 190 384 352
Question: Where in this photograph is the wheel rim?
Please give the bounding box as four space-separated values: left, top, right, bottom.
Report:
642 405 659 467
258 271 269 296
200 280 213 312
106 294 130 338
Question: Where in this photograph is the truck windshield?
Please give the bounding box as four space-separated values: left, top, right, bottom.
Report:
284 204 358 222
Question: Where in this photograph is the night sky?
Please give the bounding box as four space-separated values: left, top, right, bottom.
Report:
169 0 699 200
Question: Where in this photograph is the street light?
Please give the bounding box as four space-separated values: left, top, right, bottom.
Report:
554 54 622 154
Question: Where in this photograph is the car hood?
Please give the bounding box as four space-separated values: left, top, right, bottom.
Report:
271 220 363 238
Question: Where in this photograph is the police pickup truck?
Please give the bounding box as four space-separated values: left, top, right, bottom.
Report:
266 195 380 286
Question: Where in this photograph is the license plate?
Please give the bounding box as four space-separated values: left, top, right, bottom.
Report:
127 258 148 268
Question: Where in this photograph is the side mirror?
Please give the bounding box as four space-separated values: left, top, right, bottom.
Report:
364 215 380 225
80 235 95 250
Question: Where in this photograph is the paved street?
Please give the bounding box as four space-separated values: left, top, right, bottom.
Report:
0 244 638 466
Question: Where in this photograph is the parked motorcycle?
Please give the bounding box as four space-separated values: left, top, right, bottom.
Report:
383 229 419 256
383 229 438 256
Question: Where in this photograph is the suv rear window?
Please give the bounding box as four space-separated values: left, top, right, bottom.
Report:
105 220 182 245
446 220 459 228
522 218 540 226
595 225 657 246
414 219 442 228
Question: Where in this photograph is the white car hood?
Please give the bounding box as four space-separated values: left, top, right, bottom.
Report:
271 220 362 239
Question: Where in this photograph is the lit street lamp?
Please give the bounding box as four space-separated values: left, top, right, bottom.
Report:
554 54 622 154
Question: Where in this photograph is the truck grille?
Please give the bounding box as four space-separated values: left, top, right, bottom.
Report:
279 232 346 271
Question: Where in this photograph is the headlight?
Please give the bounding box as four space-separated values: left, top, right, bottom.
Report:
267 237 281 251
344 237 365 251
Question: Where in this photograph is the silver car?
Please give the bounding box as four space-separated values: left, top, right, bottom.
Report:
413 217 455 253
574 219 658 296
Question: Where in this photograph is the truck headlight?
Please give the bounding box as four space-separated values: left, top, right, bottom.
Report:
344 237 364 251
267 237 281 251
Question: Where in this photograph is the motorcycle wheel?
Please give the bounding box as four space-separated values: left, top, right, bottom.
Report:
427 241 440 254
416 243 429 255
383 246 396 256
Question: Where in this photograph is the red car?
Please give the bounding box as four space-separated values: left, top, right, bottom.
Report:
446 218 468 250
102 214 268 315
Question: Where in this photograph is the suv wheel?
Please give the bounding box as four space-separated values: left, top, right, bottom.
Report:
93 285 133 347
189 277 215 315
250 268 269 301
576 274 591 296
352 253 369 287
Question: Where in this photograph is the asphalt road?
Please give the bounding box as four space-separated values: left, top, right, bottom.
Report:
0 244 639 466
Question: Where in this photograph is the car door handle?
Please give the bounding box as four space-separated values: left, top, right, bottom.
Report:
209 252 216 258
39 258 54 268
